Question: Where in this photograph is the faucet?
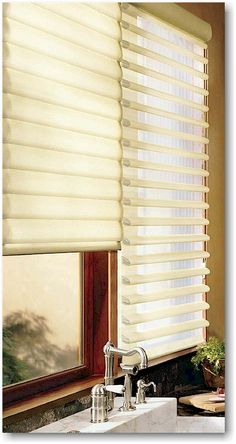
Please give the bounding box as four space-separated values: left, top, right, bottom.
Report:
103 341 148 411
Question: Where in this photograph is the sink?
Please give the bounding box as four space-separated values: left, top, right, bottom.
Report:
32 397 177 433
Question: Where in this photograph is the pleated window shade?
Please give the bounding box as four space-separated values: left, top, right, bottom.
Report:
119 3 210 362
3 2 122 255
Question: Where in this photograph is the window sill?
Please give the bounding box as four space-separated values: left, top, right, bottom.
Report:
3 375 104 425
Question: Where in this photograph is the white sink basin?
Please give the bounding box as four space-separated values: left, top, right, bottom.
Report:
32 397 177 433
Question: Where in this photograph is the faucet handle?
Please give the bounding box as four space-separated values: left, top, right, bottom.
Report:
106 385 125 395
135 379 157 404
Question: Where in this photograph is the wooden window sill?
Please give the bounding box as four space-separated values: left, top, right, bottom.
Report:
3 375 104 425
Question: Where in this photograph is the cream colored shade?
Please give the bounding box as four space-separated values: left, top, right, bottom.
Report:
122 267 210 286
123 234 210 246
121 40 208 80
121 60 209 96
122 79 209 112
122 284 210 305
120 3 210 363
122 3 212 43
122 319 209 343
123 251 210 265
3 2 122 254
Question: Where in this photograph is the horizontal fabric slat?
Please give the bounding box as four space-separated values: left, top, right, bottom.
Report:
122 319 209 341
123 158 209 177
123 234 210 246
122 267 210 285
122 99 209 128
38 3 121 40
4 68 121 120
3 43 121 99
121 40 208 80
3 195 121 220
123 197 209 209
122 251 210 265
122 335 206 365
87 2 121 20
121 60 209 96
123 301 209 329
122 284 210 305
123 217 209 226
123 119 209 144
3 144 121 180
3 119 121 160
4 242 120 256
145 336 206 362
121 20 208 64
3 94 121 140
3 3 121 60
3 220 121 244
122 79 209 112
122 139 209 161
3 3 122 254
3 17 120 79
3 169 121 201
123 178 209 193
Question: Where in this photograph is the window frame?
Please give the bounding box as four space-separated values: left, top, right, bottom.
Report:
3 251 118 407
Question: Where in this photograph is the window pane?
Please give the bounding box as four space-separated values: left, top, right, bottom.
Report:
3 253 83 386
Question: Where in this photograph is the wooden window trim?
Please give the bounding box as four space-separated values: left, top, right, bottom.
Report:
3 251 117 408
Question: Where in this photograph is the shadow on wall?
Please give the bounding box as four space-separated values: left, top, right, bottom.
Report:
3 311 77 386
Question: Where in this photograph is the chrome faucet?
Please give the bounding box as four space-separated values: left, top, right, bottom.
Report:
103 341 148 411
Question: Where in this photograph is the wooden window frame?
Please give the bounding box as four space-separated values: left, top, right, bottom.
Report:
3 251 118 408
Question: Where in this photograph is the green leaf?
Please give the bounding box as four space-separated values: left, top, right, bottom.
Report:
191 337 225 375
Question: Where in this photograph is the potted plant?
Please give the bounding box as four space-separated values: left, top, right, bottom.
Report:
191 337 225 389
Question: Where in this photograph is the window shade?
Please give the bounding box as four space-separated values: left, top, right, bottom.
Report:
3 2 122 255
119 3 210 362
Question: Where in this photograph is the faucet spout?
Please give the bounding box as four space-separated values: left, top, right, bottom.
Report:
103 341 148 411
126 346 148 370
103 341 148 371
103 341 148 385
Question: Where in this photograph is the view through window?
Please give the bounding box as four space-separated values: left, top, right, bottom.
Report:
3 253 83 386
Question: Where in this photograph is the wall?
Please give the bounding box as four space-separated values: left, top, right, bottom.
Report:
3 394 91 433
179 3 225 340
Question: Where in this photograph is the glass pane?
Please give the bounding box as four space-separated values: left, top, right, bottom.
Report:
3 253 83 386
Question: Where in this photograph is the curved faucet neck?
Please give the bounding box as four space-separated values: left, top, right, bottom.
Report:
103 341 148 382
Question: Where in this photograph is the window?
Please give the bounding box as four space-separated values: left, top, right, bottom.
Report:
2 2 121 405
3 253 83 387
3 2 212 406
3 251 117 406
119 3 210 362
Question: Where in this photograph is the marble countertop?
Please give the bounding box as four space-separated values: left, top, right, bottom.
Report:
32 397 177 434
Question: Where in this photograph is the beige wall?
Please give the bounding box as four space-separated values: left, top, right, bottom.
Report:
179 3 225 340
